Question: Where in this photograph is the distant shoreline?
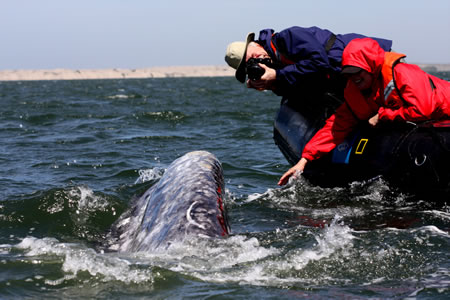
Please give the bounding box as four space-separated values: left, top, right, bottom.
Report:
0 64 448 81
0 65 235 81
415 63 450 73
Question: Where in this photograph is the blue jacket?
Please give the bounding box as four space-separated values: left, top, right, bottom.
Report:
258 26 392 96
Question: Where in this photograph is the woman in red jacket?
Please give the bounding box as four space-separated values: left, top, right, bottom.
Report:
278 38 450 186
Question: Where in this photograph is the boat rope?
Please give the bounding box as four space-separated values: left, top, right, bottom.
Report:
392 121 450 159
390 121 419 159
390 120 450 184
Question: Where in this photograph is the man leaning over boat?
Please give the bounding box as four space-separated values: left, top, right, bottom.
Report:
225 25 392 114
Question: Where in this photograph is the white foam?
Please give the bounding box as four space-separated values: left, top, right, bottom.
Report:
15 237 154 284
107 94 130 99
411 225 449 236
134 167 165 184
424 210 450 220
0 244 12 255
245 187 283 204
67 186 111 216
132 234 278 273
117 216 353 287
180 216 355 286
286 216 354 269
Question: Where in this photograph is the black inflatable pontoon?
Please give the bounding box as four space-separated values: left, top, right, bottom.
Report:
274 100 450 202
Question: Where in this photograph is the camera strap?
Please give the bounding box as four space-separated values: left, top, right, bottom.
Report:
324 34 336 53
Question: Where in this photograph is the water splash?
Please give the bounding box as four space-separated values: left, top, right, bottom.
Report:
134 168 165 184
68 186 110 213
15 237 155 285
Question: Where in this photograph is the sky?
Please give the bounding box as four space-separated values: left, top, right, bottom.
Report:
1 0 449 70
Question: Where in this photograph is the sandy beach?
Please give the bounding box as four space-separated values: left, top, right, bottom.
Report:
0 65 235 81
0 64 448 81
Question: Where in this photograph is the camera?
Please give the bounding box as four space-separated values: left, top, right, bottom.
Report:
246 58 272 80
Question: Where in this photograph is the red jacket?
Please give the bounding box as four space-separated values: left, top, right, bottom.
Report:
302 38 450 162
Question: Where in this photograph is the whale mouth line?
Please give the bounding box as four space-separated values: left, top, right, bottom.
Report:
186 201 207 230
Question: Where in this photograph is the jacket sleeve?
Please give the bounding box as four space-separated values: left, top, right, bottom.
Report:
378 64 437 122
301 102 359 161
273 28 335 88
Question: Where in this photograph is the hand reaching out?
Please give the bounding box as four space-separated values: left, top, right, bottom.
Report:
278 158 308 186
368 113 379 127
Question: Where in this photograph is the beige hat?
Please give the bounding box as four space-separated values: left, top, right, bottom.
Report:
341 66 362 74
225 32 255 83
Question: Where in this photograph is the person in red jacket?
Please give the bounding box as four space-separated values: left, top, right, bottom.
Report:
278 37 450 186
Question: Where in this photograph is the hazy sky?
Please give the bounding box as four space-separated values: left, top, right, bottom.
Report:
1 0 449 69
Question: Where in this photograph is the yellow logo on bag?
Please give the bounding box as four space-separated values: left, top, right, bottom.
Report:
355 138 368 154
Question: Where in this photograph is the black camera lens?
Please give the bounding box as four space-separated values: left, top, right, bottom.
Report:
246 58 272 81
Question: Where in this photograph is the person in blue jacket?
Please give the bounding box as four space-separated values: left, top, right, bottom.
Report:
225 26 392 102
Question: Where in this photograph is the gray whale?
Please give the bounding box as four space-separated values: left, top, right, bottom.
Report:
111 151 230 252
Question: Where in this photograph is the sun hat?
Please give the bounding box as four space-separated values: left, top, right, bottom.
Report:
225 32 255 83
341 66 363 74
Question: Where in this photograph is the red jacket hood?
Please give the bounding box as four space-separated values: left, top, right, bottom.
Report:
342 38 385 76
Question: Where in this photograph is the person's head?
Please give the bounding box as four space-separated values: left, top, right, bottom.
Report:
342 38 386 91
342 67 373 91
225 33 270 83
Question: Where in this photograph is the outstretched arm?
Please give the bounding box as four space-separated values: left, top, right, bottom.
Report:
278 100 359 186
278 158 308 186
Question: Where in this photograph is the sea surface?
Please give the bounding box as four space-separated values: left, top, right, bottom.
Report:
0 74 449 299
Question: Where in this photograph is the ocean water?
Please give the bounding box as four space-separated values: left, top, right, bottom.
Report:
0 75 449 299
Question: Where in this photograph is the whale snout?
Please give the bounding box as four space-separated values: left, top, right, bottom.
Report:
110 151 230 252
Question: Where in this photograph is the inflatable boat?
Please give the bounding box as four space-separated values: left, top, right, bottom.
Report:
273 99 450 203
